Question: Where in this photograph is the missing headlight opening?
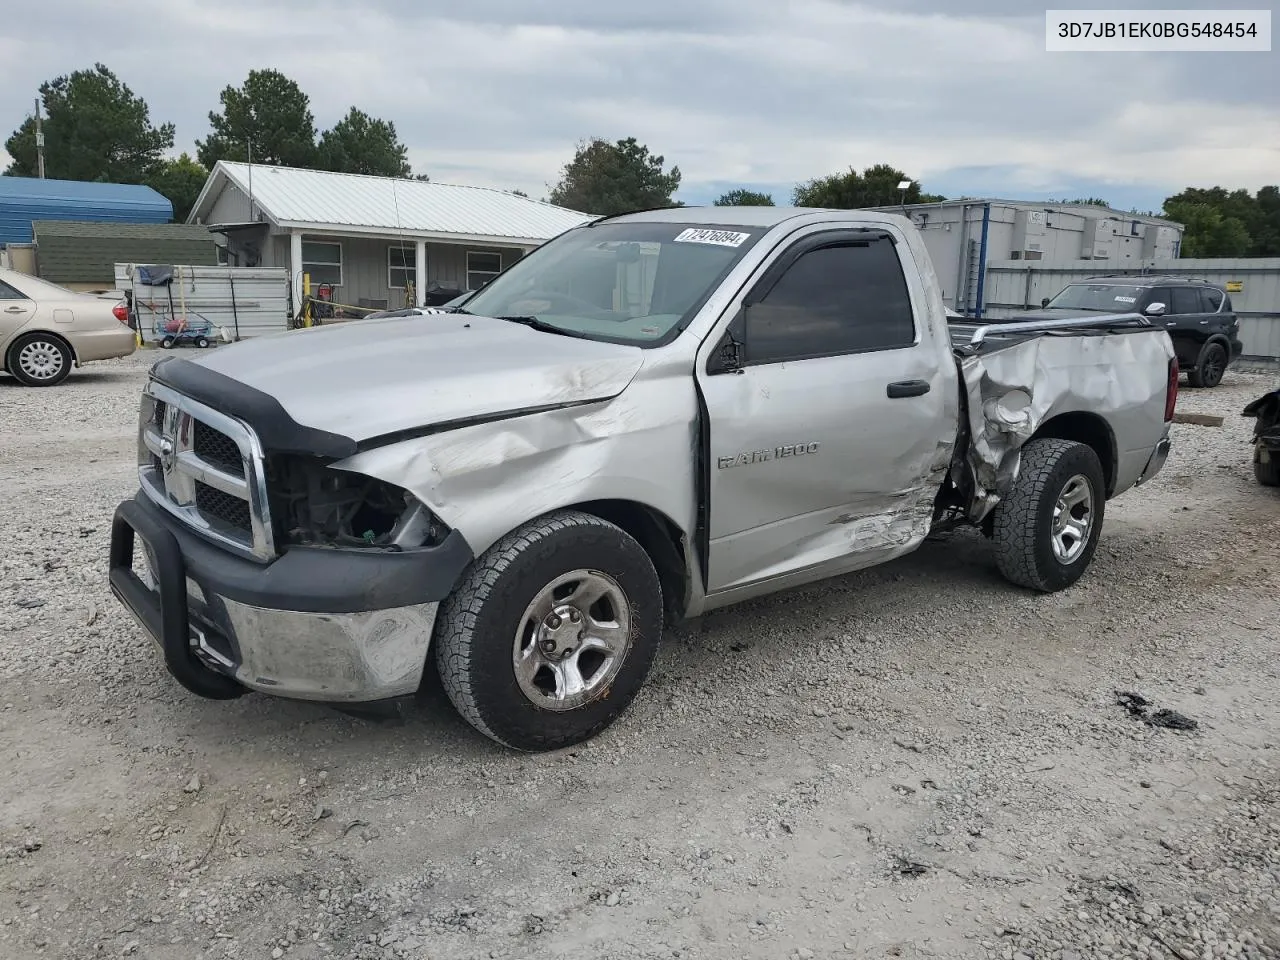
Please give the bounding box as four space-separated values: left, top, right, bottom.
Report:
269 456 447 549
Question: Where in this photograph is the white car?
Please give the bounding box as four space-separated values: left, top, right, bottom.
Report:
0 268 136 386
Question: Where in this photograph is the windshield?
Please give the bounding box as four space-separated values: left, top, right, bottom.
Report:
459 221 766 345
1046 283 1147 312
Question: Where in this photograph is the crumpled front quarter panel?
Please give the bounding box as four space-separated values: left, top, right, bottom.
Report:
335 360 700 558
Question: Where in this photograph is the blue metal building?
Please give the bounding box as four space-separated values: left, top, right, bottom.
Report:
0 176 172 244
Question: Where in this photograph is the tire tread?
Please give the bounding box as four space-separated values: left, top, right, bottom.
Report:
434 510 657 750
993 438 1102 593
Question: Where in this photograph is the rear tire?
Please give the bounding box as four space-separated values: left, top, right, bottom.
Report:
160 336 175 349
1256 448 1280 487
1186 342 1228 388
434 510 663 751
993 438 1106 593
195 336 210 349
6 332 72 387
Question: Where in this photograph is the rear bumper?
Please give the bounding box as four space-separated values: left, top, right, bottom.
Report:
1135 433 1173 486
73 326 137 363
108 494 472 702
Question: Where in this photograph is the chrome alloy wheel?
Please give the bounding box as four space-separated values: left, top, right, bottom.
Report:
1051 474 1094 564
512 569 633 711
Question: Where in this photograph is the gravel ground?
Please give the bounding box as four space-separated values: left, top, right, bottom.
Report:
1 353 1278 960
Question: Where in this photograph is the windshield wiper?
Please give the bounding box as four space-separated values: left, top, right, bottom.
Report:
494 315 592 340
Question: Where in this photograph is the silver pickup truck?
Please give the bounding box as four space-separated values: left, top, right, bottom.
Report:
109 208 1178 751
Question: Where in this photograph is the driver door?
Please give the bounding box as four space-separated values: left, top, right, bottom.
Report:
696 228 950 595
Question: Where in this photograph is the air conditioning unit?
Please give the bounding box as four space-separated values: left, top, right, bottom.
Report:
1012 210 1047 259
1142 225 1179 260
1080 217 1116 259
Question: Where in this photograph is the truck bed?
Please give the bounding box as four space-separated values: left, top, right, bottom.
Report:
945 311 1174 520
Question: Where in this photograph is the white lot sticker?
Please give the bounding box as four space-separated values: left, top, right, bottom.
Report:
1114 295 1137 303
673 228 750 248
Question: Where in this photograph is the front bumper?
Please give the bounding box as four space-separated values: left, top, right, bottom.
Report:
108 494 473 703
1135 433 1173 486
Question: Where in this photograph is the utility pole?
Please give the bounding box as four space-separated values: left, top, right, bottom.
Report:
34 98 46 179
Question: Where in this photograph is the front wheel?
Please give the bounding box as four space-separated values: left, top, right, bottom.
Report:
160 336 176 349
993 438 1106 592
434 510 663 751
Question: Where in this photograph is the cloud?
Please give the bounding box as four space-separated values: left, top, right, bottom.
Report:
0 0 1275 209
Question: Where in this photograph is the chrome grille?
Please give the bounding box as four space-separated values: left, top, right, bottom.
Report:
193 420 245 477
137 381 276 561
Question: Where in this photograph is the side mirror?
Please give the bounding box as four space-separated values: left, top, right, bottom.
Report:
1041 297 1050 308
707 313 747 375
1144 302 1167 317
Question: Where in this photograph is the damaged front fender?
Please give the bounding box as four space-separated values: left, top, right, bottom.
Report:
330 365 701 560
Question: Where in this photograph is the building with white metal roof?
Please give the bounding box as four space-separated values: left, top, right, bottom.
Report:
188 161 592 314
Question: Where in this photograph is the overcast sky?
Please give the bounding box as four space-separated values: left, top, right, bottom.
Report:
1 0 1276 212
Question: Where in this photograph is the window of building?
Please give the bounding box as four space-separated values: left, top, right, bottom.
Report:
466 251 503 291
744 235 916 365
388 244 417 290
301 240 343 287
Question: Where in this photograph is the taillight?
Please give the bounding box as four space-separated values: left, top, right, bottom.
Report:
112 303 129 325
1164 357 1179 422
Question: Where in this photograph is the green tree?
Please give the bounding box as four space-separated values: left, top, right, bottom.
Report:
316 107 411 177
1049 197 1111 207
1163 185 1280 257
197 69 316 169
510 188 528 197
548 137 681 215
714 188 774 206
4 64 173 182
1162 199 1251 257
794 163 942 208
144 153 208 222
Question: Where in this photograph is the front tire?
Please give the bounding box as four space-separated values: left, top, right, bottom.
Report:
434 510 663 751
6 332 72 387
993 438 1106 593
1187 342 1228 388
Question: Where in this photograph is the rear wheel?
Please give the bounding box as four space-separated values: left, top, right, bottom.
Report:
434 510 663 751
1256 448 1280 487
6 332 72 387
160 336 176 349
1187 342 1228 388
195 336 210 349
993 438 1106 592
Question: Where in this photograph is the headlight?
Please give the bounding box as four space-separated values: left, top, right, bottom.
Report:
267 455 448 550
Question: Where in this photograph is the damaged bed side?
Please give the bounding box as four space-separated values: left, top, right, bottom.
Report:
944 313 1178 522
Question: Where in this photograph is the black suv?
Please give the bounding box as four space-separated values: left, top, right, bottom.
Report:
1018 276 1243 388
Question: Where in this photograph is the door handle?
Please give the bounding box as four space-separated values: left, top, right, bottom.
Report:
887 379 931 399
4 306 25 313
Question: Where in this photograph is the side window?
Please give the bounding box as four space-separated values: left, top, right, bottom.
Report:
744 237 915 365
0 280 28 300
1169 287 1201 315
1148 287 1174 312
1201 287 1224 312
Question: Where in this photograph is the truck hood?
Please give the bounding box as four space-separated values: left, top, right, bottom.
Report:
168 313 645 447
